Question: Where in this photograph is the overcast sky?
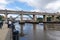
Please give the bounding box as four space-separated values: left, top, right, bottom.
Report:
0 0 60 12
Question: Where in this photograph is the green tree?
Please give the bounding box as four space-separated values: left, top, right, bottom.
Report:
47 17 52 22
37 18 43 22
56 16 60 20
0 15 4 21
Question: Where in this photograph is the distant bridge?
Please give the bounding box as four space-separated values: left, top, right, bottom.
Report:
0 10 60 15
0 9 60 30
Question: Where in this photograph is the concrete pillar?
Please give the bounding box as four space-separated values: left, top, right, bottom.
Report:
51 15 56 22
20 14 23 22
5 10 8 23
33 15 36 22
5 14 7 22
43 15 47 22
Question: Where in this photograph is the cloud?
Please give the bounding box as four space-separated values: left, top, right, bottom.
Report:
0 0 7 4
45 0 60 12
18 0 41 9
18 0 60 12
0 0 7 9
0 0 23 10
18 0 56 9
0 5 6 9
30 9 40 12
15 7 22 10
0 0 17 9
0 0 60 12
0 0 16 4
30 9 45 12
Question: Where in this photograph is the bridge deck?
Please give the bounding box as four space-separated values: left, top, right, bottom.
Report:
0 23 12 40
0 10 59 15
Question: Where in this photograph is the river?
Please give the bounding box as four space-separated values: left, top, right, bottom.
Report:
15 23 60 40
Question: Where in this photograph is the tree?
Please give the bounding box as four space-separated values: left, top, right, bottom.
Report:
56 16 60 20
47 17 52 22
0 15 5 21
37 17 43 22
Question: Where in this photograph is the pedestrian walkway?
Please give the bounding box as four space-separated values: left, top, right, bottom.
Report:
0 23 12 40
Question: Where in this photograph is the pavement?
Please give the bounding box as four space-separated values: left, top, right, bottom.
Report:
0 23 12 40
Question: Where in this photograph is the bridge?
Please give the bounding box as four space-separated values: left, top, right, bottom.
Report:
0 9 60 40
0 9 60 31
0 9 60 22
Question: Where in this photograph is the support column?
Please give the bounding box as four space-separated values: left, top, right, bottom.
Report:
43 15 47 22
33 15 36 22
5 14 7 22
5 9 8 23
20 14 23 22
51 15 56 22
43 15 47 30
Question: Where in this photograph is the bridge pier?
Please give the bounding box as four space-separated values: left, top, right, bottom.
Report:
5 10 8 23
33 15 36 22
43 15 47 22
43 15 47 30
51 15 56 22
5 14 7 22
33 15 37 30
20 14 23 22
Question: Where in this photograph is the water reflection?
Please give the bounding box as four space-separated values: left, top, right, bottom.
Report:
20 24 25 37
19 23 60 40
33 24 36 30
44 23 60 30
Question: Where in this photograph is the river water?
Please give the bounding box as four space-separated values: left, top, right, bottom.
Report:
16 23 60 40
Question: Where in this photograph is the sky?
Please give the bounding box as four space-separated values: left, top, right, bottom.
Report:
0 0 60 12
0 0 60 20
